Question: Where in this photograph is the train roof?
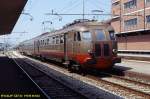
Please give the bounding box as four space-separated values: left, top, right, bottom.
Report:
20 19 113 43
37 20 111 37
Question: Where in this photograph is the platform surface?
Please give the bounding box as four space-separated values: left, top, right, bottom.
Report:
115 59 150 75
0 54 46 98
119 53 150 58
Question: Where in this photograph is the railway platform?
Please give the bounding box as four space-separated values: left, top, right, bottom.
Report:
0 54 47 98
115 59 150 77
119 53 150 61
114 59 150 82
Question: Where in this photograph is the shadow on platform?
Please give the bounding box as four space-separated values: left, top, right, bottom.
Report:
0 55 47 98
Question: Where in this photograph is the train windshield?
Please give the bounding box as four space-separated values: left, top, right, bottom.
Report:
95 29 106 41
81 31 92 41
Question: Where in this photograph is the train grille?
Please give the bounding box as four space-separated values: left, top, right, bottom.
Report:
95 44 101 57
103 44 110 56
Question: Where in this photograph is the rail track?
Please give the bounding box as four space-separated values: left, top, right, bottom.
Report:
9 53 88 99
108 67 150 85
10 51 150 99
99 71 150 94
87 71 150 99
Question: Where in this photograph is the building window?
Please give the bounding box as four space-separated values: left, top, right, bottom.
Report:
112 1 120 6
146 0 150 3
124 0 137 9
146 15 150 23
124 18 137 26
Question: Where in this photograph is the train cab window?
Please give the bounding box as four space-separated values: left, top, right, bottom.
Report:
81 31 92 41
95 29 106 41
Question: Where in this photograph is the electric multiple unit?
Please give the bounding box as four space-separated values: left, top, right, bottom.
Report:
18 20 121 71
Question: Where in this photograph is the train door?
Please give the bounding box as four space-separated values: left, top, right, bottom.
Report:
37 40 40 53
73 31 81 58
66 31 74 60
34 41 36 54
73 31 92 60
34 40 40 55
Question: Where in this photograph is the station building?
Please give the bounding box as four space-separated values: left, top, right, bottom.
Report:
111 0 150 54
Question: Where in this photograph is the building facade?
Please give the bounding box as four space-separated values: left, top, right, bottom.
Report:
111 0 150 53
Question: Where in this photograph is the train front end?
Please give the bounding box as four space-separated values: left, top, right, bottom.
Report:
82 25 121 70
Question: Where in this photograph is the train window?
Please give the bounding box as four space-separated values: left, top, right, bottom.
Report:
40 40 42 45
60 35 64 43
42 40 44 45
77 32 81 41
56 36 59 44
47 39 49 45
44 40 46 45
52 37 55 44
38 40 40 45
95 30 106 41
74 33 76 41
81 31 92 41
50 37 52 44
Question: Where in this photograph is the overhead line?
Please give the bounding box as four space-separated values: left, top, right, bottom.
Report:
46 13 143 16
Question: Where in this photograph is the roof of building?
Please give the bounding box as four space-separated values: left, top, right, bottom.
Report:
0 0 27 35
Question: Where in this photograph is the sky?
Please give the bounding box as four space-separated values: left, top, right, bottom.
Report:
0 0 111 46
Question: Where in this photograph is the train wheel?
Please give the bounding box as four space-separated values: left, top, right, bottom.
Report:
68 64 74 73
79 65 88 76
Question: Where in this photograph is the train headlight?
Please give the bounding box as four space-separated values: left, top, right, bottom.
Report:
112 49 117 54
88 50 92 53
88 50 94 57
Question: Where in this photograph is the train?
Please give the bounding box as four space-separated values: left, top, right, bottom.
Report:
18 19 121 72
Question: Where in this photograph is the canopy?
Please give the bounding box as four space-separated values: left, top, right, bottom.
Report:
0 0 27 35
